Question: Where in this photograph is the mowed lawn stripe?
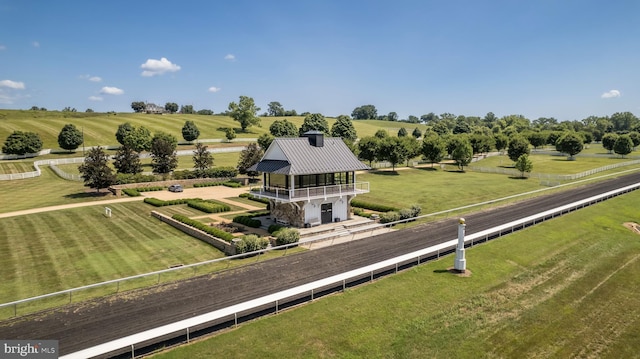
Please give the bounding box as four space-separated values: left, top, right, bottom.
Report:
0 202 224 303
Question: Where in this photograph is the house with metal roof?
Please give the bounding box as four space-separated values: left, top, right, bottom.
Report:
250 131 370 228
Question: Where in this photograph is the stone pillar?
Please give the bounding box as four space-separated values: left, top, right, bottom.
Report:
454 218 466 272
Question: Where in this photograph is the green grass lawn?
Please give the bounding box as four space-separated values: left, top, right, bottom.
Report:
152 190 640 359
356 167 546 214
472 152 640 174
0 202 225 304
0 109 430 150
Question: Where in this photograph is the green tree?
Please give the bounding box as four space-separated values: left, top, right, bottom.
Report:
179 105 194 114
299 113 329 135
269 119 298 137
357 136 380 166
228 96 261 132
494 133 509 154
374 129 388 139
164 102 178 114
57 124 83 152
116 123 151 152
507 136 530 162
602 133 619 154
150 132 178 176
526 132 547 150
387 112 398 122
2 131 42 155
469 134 495 155
257 133 274 151
131 101 145 113
628 132 640 149
225 128 237 142
192 142 213 177
397 127 408 137
421 112 438 124
78 146 115 192
555 132 584 160
401 136 421 166
115 123 134 146
237 143 263 179
610 111 639 132
351 104 377 120
85 108 94 113
197 109 214 115
330 115 358 141
406 115 420 123
113 145 142 174
181 120 200 142
379 136 409 171
613 135 633 158
514 154 533 178
421 135 445 167
432 122 450 136
450 137 473 171
412 127 422 139
267 101 285 116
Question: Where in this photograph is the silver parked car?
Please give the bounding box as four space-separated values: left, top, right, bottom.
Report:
168 184 183 192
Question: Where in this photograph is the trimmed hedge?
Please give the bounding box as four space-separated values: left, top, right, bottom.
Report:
233 215 261 228
172 214 235 242
351 199 399 213
222 181 242 188
144 197 200 207
173 167 239 180
122 186 164 197
239 193 270 205
352 207 373 218
115 173 158 184
268 224 285 234
193 181 224 188
187 200 231 213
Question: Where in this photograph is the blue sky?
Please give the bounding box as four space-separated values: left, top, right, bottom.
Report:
0 0 638 121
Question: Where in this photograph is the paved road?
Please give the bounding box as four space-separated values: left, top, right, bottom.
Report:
1 172 640 357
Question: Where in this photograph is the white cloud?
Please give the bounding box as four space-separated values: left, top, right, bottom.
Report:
601 89 621 99
208 86 221 93
0 80 26 89
0 45 6 50
32 41 40 48
140 57 181 76
88 96 103 101
224 54 235 61
89 76 102 82
100 86 124 95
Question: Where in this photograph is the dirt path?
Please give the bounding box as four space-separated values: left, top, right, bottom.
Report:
0 196 145 218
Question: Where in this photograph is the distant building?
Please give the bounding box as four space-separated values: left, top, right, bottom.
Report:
145 103 166 114
250 131 370 227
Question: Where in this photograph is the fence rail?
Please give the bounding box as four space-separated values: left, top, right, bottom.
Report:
59 181 640 359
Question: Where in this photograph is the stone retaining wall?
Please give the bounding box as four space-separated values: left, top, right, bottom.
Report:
151 211 236 255
110 177 250 196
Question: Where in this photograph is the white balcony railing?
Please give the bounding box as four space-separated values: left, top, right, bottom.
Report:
251 182 369 202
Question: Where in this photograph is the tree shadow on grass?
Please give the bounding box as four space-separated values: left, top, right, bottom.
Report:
415 167 438 172
64 191 113 199
508 176 529 180
370 170 400 176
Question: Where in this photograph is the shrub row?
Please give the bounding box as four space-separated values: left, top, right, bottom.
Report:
173 167 239 180
273 228 300 246
193 181 224 188
379 205 422 224
239 193 270 205
188 200 231 213
352 207 372 218
234 235 270 254
351 199 398 213
115 173 158 184
172 214 235 242
144 197 200 207
268 224 285 234
233 215 262 228
222 181 242 188
123 186 165 197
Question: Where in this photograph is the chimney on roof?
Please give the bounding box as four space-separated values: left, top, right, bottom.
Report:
302 130 324 147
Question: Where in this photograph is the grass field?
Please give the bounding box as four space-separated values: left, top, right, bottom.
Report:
152 190 640 359
0 109 430 150
0 202 225 303
472 150 640 174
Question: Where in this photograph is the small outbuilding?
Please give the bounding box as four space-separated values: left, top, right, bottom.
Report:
250 131 370 228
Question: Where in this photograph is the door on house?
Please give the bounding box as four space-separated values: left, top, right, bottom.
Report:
321 203 333 224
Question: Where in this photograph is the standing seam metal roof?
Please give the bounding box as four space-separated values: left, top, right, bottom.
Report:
255 137 370 175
